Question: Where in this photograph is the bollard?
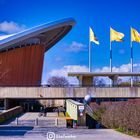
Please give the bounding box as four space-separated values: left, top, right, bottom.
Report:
15 117 18 125
55 118 58 127
35 118 38 126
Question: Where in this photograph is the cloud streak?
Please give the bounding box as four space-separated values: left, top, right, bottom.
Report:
46 63 140 85
65 41 87 53
0 21 26 34
95 63 140 73
48 65 89 84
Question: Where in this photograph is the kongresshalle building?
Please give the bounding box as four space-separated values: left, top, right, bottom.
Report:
0 18 139 111
0 18 75 110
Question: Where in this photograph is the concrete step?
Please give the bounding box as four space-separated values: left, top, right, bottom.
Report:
9 118 66 127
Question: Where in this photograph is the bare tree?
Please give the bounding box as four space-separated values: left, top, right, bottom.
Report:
47 76 69 87
93 77 106 87
118 78 131 87
133 76 140 86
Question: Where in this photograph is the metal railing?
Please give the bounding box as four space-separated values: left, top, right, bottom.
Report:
0 84 140 88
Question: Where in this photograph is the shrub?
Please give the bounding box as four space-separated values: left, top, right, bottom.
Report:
91 100 140 136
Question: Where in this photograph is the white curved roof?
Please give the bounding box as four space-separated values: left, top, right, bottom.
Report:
0 18 76 52
0 34 14 40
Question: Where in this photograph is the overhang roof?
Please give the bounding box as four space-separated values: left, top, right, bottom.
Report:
68 72 140 77
0 18 75 52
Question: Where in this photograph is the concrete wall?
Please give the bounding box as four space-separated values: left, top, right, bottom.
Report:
0 87 140 99
0 106 22 124
39 99 65 107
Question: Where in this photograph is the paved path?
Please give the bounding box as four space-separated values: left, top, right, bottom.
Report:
1 113 139 140
18 112 64 120
7 112 66 127
0 127 139 140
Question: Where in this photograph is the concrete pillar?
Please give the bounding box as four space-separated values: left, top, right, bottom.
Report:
15 117 18 125
78 75 83 87
78 76 93 87
35 118 38 126
109 75 118 87
55 118 58 127
4 99 9 110
82 76 93 87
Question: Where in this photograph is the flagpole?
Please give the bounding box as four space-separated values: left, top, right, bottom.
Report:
110 41 112 73
89 27 91 72
110 27 113 73
110 27 113 87
110 39 112 87
130 28 133 87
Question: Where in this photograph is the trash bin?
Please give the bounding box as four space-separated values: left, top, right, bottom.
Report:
66 117 73 128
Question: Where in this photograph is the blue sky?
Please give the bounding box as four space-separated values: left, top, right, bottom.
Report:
0 0 140 84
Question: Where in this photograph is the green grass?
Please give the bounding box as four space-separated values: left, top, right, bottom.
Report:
116 127 124 133
115 128 140 139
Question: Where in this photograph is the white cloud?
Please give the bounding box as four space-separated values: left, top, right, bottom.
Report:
97 63 140 82
55 57 62 62
95 63 140 73
0 21 26 34
49 65 89 76
48 65 89 85
46 63 140 85
65 41 87 52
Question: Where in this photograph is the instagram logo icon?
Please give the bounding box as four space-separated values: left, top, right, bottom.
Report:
47 132 55 140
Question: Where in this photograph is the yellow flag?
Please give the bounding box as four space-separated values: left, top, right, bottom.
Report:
89 27 99 45
110 27 124 42
131 27 140 43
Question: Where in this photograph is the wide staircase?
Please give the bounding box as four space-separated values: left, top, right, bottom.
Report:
7 112 66 127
